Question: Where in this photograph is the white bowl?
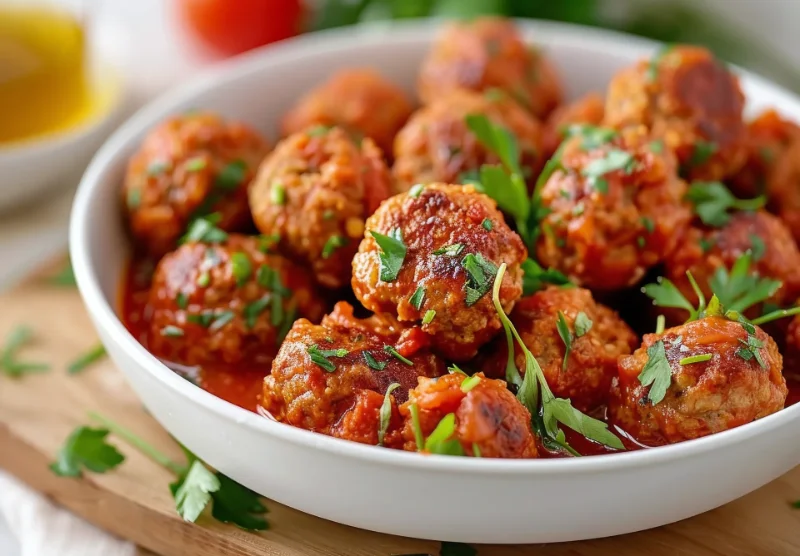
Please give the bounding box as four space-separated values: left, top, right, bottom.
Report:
0 57 124 212
70 19 800 544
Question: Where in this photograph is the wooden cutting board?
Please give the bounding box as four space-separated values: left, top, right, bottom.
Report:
2 257 800 556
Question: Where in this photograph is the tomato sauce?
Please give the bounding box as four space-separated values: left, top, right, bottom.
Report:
120 255 800 455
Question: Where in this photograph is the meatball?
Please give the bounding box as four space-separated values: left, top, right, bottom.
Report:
418 17 562 119
352 183 527 361
766 135 800 244
124 112 270 256
249 126 393 289
280 69 413 156
262 302 445 447
663 211 800 322
535 126 691 290
146 234 325 368
729 109 800 199
392 88 544 192
399 373 537 458
480 287 638 412
608 316 787 445
604 45 746 181
542 92 605 158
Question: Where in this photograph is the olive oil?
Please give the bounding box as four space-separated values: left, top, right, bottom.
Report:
0 7 92 144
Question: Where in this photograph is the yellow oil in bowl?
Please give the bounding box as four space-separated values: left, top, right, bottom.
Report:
0 7 95 145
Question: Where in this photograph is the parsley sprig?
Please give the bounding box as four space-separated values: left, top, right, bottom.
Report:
492 264 624 454
685 181 766 227
556 311 592 371
52 412 268 530
0 325 50 377
371 228 407 282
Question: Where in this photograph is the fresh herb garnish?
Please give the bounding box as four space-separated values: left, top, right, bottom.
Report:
574 311 593 337
161 325 184 337
424 413 464 456
185 157 207 172
433 244 464 257
322 235 347 259
736 320 766 368
481 218 493 231
307 344 348 372
581 149 635 193
147 160 170 176
271 182 286 205
564 124 618 150
126 188 142 210
0 326 50 377
649 139 664 154
371 228 407 282
384 345 412 366
243 296 271 329
555 312 573 372
208 311 235 332
408 403 424 451
50 426 125 477
364 351 387 371
638 340 672 404
492 264 624 452
422 310 436 324
521 259 572 296
378 383 400 446
460 375 481 393
408 183 424 198
409 286 426 310
307 125 332 137
181 215 228 244
679 353 712 365
214 160 247 191
67 344 106 375
689 140 717 167
176 292 189 309
646 44 674 81
48 260 77 286
230 252 252 286
749 234 766 261
685 181 766 227
462 253 498 307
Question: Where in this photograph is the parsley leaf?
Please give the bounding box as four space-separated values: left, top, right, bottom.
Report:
749 234 766 261
210 474 268 531
371 228 407 282
462 253 498 306
322 235 347 259
174 459 221 523
49 426 125 477
574 312 593 337
230 252 252 286
409 286 426 310
685 181 766 227
581 149 635 193
364 351 387 371
642 277 696 316
521 258 572 296
555 312 572 372
214 160 247 191
181 215 229 244
0 325 50 377
689 140 717 167
465 113 521 174
709 253 781 313
638 340 672 404
736 320 766 368
481 218 493 231
307 344 348 372
378 383 400 446
563 124 618 150
433 244 464 257
424 413 464 456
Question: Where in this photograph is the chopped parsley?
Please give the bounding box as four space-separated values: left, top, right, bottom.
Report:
422 310 436 324
214 160 247 190
408 403 424 451
555 311 591 372
147 160 171 176
462 253 498 306
67 344 107 375
409 286 426 310
638 340 672 404
649 139 664 154
521 258 572 296
181 215 228 244
679 353 712 365
460 375 481 393
408 183 425 198
481 218 493 231
685 181 765 227
383 345 412 366
184 157 207 172
176 292 189 310
230 252 252 286
307 124 332 137
271 182 286 205
433 244 464 257
196 272 210 288
574 311 593 337
424 413 464 456
377 383 400 446
581 148 636 193
208 311 235 332
564 124 618 150
688 140 717 167
160 325 184 337
243 296 271 329
364 351 387 371
322 235 347 259
736 320 766 368
307 344 348 372
371 228 407 282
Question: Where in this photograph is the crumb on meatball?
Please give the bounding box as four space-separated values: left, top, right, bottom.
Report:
352 183 527 361
418 16 562 119
535 126 691 290
604 45 746 181
399 372 538 458
249 126 393 289
280 68 414 156
608 316 787 445
262 302 445 447
146 234 325 368
663 210 800 322
124 112 270 257
479 286 638 412
392 88 544 192
543 92 605 159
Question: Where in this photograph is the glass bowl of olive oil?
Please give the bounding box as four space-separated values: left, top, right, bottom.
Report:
0 4 123 210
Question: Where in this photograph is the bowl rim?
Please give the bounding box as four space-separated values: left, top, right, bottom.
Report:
70 17 800 476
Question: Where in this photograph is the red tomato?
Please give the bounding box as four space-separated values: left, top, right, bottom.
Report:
176 0 303 56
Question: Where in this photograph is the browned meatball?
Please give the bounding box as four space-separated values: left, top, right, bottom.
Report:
608 316 786 445
418 17 562 119
542 92 605 158
146 234 325 368
280 69 413 156
535 126 691 290
392 88 544 192
729 109 800 200
261 302 445 447
480 287 637 412
766 136 800 244
352 183 527 361
604 45 746 181
249 126 393 289
398 373 537 458
663 211 800 322
124 112 270 257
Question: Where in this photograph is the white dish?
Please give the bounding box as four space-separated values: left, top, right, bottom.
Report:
70 19 800 544
0 56 124 212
